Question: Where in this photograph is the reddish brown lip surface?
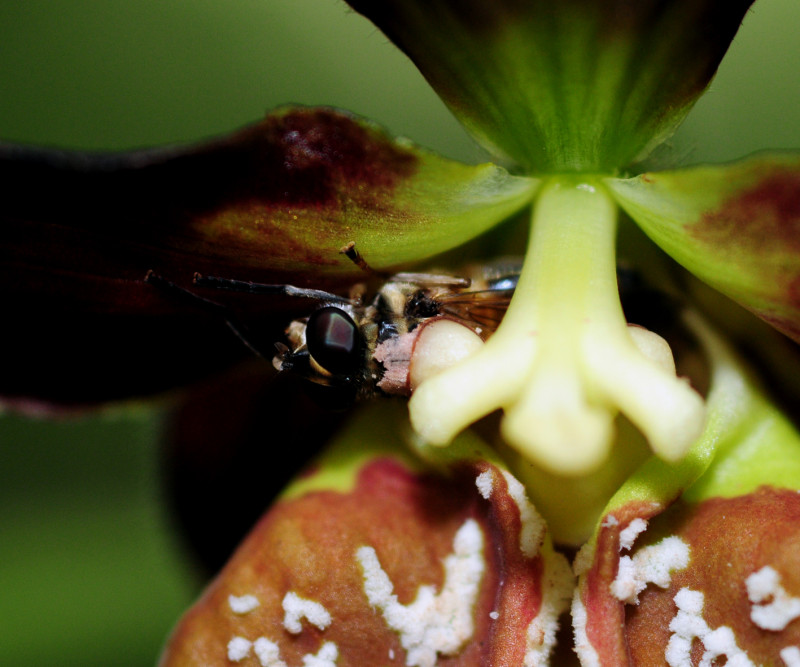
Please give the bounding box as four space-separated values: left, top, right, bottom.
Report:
160 457 571 666
578 487 800 666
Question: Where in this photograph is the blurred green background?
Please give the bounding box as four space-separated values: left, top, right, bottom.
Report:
0 1 797 665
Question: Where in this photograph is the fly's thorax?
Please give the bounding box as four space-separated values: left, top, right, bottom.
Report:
373 316 485 396
285 319 308 352
373 281 423 336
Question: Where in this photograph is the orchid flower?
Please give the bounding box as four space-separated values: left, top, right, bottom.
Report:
2 0 800 665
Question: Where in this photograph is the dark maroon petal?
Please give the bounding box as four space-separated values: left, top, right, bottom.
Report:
1 107 532 406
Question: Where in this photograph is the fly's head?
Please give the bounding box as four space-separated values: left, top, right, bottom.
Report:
273 304 368 395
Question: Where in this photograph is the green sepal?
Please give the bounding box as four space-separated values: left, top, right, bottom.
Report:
185 107 537 277
345 0 753 172
607 153 800 342
679 335 800 505
278 401 426 501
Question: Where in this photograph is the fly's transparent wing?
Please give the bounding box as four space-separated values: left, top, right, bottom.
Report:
437 289 514 335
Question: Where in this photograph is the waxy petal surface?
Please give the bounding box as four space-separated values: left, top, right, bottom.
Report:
159 404 572 666
345 0 753 171
0 107 533 405
607 153 800 342
574 313 800 665
577 489 800 666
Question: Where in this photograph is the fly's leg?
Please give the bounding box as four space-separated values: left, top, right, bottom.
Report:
192 273 352 305
339 241 374 274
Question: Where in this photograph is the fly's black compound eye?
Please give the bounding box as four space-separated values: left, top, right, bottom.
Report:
306 306 362 377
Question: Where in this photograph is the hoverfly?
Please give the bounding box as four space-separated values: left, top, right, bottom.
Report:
146 251 520 401
269 259 520 398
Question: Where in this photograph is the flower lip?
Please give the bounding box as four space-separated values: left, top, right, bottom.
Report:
578 489 800 666
158 402 574 666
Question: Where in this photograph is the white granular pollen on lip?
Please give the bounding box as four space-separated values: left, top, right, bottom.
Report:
475 470 494 500
500 470 545 558
356 518 485 667
249 637 338 667
299 641 338 667
610 536 690 605
253 638 285 667
746 566 800 631
665 587 755 667
572 541 594 578
781 646 800 667
282 591 332 634
489 610 499 620
618 518 648 551
229 593 260 614
525 549 573 667
571 590 601 667
227 636 253 661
